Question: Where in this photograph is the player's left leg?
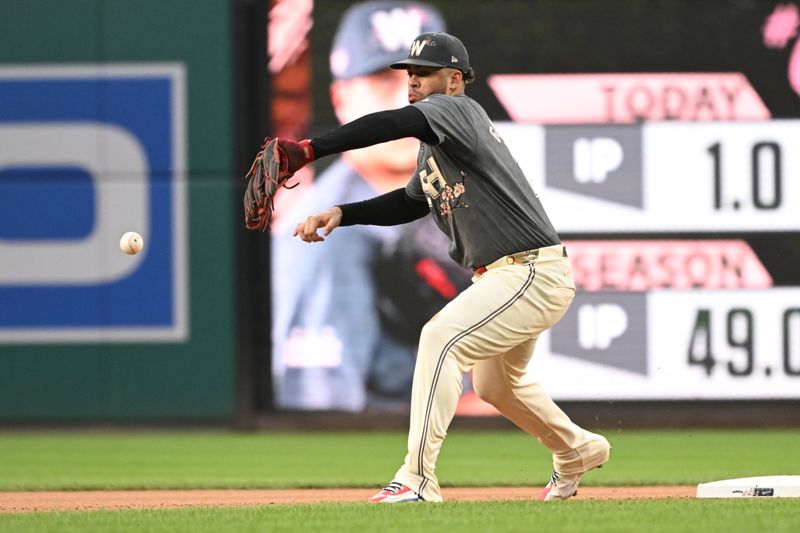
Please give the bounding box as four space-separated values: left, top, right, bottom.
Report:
472 340 592 453
471 342 610 500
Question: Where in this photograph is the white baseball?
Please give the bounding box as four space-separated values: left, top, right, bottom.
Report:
119 231 144 255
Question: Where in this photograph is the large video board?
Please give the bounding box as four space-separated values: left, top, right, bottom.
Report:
269 0 800 411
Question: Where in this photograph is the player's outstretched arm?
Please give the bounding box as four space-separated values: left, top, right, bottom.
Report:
310 105 437 158
277 107 436 179
293 207 343 243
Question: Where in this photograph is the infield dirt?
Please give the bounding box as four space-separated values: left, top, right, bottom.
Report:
0 487 695 512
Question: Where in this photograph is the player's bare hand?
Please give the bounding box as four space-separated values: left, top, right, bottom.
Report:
293 207 343 243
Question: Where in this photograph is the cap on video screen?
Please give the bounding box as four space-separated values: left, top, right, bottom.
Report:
330 1 446 80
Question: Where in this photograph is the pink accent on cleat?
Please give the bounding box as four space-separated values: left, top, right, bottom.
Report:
540 470 579 501
369 481 422 503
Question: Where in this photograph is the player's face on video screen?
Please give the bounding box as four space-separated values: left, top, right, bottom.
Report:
330 68 419 182
331 69 409 122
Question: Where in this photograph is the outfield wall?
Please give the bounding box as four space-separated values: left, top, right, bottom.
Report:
0 0 236 420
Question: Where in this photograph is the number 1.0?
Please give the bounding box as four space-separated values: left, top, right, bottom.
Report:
707 141 782 210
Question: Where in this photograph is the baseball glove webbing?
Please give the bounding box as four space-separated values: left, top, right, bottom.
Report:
243 137 298 231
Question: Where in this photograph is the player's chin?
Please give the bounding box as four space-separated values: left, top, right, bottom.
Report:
408 93 421 103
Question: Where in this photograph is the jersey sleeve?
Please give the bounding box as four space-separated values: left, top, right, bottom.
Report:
405 169 425 201
412 94 477 154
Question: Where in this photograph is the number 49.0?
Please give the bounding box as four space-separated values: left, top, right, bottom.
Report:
687 308 754 377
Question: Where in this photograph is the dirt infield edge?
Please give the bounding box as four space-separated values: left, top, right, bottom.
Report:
0 486 696 512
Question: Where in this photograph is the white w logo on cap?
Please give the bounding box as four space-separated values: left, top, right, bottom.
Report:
409 39 427 56
371 8 423 52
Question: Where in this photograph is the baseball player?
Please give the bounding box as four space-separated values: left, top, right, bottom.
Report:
279 32 611 502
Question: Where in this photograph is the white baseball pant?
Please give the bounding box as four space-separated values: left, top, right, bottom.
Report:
392 244 607 501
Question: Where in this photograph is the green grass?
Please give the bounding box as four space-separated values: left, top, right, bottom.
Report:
1 430 799 532
0 429 799 490
1 500 799 533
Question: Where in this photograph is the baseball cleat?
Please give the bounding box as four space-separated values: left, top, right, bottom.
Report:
540 469 579 501
369 481 422 503
540 435 611 501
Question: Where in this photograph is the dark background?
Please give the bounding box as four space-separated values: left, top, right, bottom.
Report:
311 0 800 128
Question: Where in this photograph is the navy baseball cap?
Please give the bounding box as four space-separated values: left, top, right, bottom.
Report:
390 32 470 73
330 1 445 80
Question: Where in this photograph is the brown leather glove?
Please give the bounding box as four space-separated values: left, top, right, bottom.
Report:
243 137 298 231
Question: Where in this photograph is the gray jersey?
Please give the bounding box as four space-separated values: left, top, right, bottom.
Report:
406 94 560 268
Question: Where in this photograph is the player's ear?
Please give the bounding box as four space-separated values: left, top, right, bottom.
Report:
448 69 463 93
